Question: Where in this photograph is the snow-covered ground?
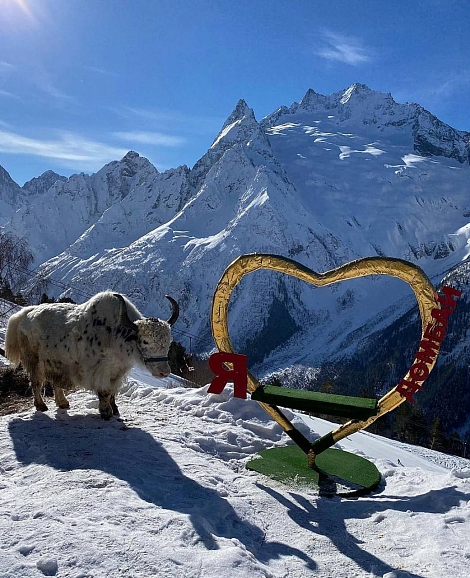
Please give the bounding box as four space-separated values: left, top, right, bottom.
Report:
1 369 469 578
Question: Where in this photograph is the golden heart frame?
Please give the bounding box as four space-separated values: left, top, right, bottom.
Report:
211 253 440 452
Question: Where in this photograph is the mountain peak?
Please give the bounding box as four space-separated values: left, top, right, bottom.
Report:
190 98 272 191
296 83 396 113
340 82 374 103
113 150 158 176
0 164 19 188
121 150 141 162
298 88 327 109
210 99 258 151
22 170 67 198
220 99 256 130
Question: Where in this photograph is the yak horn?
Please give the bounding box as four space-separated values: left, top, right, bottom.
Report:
114 293 138 332
165 295 179 326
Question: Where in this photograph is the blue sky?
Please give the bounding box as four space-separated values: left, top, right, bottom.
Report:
0 0 469 185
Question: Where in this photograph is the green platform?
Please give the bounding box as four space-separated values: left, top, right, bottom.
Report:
246 445 382 497
251 386 379 420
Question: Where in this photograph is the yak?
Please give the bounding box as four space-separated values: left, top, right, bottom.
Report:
4 291 179 419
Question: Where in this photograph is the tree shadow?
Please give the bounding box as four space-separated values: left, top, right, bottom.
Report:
8 412 316 570
258 482 470 578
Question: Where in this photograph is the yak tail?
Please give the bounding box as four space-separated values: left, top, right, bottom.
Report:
4 310 25 366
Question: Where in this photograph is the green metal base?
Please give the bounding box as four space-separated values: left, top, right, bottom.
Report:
246 445 382 497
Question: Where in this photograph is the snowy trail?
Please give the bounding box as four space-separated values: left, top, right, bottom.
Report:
1 374 469 577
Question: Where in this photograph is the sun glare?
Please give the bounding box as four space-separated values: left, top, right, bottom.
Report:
0 0 37 25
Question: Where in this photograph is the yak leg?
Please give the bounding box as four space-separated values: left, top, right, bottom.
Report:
31 369 48 412
109 377 122 416
45 370 70 410
20 344 47 412
52 383 70 409
110 394 120 416
32 383 48 412
97 391 113 420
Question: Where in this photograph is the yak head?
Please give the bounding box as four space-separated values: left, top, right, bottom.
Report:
115 294 179 378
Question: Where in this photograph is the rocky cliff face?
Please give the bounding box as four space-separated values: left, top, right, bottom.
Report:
22 171 68 200
0 165 22 225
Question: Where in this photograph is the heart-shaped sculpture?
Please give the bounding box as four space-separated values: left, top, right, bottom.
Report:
211 253 441 447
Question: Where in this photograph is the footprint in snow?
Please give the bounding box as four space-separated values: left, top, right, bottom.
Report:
36 558 58 576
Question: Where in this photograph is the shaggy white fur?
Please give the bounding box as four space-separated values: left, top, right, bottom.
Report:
5 292 174 419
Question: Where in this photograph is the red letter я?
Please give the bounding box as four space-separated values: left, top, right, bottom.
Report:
208 352 248 399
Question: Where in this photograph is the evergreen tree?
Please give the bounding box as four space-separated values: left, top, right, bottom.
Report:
448 431 463 456
394 402 429 445
429 417 446 451
461 430 470 459
40 293 55 304
58 297 76 304
408 404 428 446
394 402 413 442
168 341 190 377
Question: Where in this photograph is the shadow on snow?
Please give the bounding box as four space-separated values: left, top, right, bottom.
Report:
8 411 316 571
259 481 469 578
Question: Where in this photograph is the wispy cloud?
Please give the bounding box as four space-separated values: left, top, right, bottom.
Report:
84 66 120 78
0 61 16 73
394 71 470 108
423 72 470 99
31 68 74 101
0 129 128 170
0 62 21 100
0 61 71 102
0 89 20 100
112 106 224 136
316 30 374 66
114 131 185 147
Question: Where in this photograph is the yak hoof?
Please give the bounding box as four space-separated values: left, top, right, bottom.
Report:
100 407 113 420
58 401 70 410
35 402 48 412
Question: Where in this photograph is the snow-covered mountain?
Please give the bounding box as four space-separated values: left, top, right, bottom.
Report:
1 83 470 396
269 83 469 163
